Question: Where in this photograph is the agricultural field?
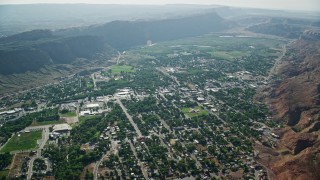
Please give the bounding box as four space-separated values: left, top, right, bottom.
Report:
0 131 42 153
210 50 247 60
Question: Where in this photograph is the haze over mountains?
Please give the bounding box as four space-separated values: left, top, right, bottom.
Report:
0 3 319 180
0 5 319 77
0 4 217 36
0 12 232 75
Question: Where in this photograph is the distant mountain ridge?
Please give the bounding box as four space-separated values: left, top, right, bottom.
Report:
56 12 232 50
246 17 318 39
0 31 110 74
0 12 233 75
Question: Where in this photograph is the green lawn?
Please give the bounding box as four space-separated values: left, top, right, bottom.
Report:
60 111 77 117
111 65 135 74
87 83 94 88
181 106 209 118
0 131 42 153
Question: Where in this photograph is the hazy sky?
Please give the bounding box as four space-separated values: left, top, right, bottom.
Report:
0 0 319 12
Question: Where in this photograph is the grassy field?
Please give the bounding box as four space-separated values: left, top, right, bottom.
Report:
0 131 42 153
123 35 285 69
0 170 9 179
31 120 63 126
181 106 209 118
60 111 77 117
86 82 94 88
111 65 135 74
210 50 247 60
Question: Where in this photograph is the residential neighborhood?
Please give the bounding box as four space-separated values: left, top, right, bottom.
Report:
0 34 285 180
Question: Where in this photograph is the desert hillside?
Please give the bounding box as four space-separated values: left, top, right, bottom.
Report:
258 30 320 180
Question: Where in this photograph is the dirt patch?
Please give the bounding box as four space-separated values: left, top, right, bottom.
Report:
42 176 55 180
61 116 79 124
229 169 244 179
80 163 95 180
8 152 30 178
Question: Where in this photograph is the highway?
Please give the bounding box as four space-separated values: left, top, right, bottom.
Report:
267 44 288 80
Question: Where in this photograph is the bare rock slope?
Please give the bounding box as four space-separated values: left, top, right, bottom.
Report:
261 30 320 180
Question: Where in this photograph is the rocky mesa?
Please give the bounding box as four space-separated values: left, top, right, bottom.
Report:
259 30 320 180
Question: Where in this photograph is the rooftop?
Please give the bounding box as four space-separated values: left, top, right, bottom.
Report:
53 123 72 132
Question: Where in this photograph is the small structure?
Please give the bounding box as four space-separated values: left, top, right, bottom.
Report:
53 123 72 133
211 108 218 112
80 110 91 116
86 104 100 108
115 88 133 98
189 108 200 113
197 97 205 102
271 133 280 139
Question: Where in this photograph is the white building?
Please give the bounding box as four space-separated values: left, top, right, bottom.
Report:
86 104 100 108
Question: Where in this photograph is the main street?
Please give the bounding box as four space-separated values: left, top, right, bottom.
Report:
116 97 143 137
126 138 150 180
156 67 180 86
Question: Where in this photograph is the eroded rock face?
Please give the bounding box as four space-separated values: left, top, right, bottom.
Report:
301 30 320 41
282 132 317 154
272 148 320 180
308 122 320 133
259 30 320 180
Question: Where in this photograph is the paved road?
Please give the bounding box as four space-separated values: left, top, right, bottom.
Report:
24 125 52 132
254 143 277 180
116 51 121 65
116 98 143 137
4 110 26 123
39 127 50 150
91 73 97 91
93 140 119 180
197 100 227 125
159 92 179 110
267 44 287 80
152 133 176 162
155 114 172 133
156 67 180 86
179 140 202 170
127 139 150 180
26 126 50 180
93 151 109 180
27 157 36 180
